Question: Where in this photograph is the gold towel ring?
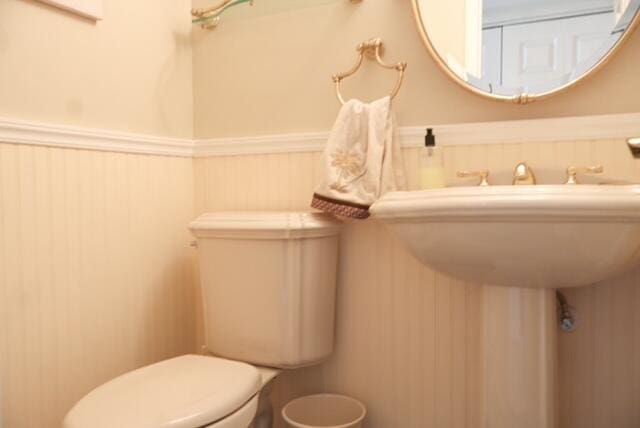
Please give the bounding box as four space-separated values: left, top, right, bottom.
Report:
333 38 407 105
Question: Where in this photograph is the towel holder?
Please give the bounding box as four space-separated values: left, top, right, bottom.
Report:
333 38 407 105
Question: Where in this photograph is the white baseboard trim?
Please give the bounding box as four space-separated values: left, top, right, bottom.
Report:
0 118 193 157
1 113 639 158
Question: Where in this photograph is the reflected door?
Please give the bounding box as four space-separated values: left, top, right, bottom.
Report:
501 13 616 93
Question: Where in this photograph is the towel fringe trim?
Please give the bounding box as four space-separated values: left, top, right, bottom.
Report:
311 193 370 220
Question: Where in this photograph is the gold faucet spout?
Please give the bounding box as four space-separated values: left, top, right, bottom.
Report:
513 162 536 185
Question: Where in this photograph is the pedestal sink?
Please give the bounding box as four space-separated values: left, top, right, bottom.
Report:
370 184 640 428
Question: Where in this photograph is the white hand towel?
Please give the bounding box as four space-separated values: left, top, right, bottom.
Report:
311 96 406 219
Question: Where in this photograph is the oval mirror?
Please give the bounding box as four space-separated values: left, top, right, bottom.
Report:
412 0 640 103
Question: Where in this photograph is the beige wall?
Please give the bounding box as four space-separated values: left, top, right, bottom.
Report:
1 0 640 427
0 1 197 427
0 0 193 138
190 4 640 422
192 0 640 139
194 138 640 428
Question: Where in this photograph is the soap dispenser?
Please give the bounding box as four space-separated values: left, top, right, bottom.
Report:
419 128 446 189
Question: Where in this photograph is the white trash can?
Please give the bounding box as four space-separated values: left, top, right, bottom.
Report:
282 394 366 428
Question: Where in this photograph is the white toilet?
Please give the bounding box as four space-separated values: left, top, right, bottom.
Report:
63 212 342 428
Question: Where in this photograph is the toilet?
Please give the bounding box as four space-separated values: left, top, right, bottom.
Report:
63 212 342 428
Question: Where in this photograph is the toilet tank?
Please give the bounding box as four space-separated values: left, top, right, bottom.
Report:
190 212 342 369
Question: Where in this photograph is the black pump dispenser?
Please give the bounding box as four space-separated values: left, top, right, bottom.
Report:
425 128 435 147
419 127 445 188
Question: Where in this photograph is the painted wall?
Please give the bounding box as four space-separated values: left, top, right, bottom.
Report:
1 0 639 427
0 1 197 426
192 0 640 138
191 4 640 424
194 138 640 428
0 0 193 138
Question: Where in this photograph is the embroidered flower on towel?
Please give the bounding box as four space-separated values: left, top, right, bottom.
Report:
330 149 364 192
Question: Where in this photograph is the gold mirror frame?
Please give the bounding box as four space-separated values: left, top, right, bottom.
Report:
411 0 640 104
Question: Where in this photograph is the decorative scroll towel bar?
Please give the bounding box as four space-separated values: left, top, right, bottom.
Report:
333 38 407 105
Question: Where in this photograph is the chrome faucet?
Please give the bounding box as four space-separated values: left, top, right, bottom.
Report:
513 162 536 185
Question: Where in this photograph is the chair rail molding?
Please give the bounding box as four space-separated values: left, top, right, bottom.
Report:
0 118 193 157
2 113 640 157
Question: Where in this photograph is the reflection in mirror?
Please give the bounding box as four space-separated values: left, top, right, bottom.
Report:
414 0 640 102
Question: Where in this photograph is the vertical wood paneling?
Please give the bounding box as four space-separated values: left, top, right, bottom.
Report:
0 144 9 423
3 136 639 428
194 149 487 428
0 143 197 428
635 273 640 425
194 137 640 428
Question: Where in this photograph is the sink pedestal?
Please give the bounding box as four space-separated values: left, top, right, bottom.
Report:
482 286 557 428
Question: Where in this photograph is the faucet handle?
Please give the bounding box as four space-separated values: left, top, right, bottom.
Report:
457 170 490 186
513 162 536 185
565 165 604 184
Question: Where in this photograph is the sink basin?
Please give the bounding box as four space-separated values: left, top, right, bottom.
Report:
370 185 640 288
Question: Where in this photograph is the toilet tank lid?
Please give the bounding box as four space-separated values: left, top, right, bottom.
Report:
190 211 342 239
63 355 261 428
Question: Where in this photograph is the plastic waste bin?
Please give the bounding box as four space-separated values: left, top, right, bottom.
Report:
282 394 366 428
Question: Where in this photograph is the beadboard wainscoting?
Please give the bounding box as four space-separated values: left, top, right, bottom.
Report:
194 138 640 428
2 121 640 427
194 150 487 427
0 143 198 428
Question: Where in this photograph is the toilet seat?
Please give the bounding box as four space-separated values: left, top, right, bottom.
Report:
206 394 258 428
63 355 261 428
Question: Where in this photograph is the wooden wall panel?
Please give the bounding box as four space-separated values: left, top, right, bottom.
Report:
194 138 640 428
0 144 197 428
3 136 640 427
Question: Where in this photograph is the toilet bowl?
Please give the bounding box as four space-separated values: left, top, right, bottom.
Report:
63 355 275 428
63 212 341 428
